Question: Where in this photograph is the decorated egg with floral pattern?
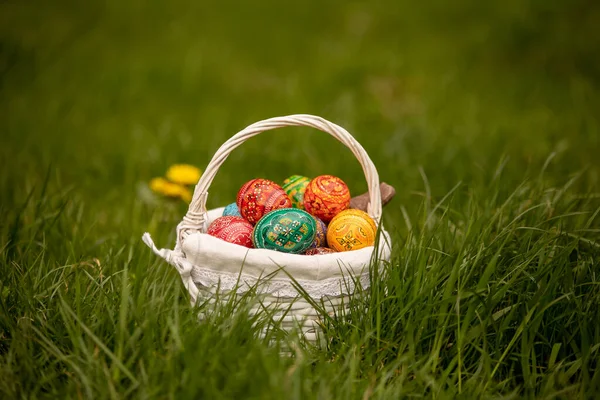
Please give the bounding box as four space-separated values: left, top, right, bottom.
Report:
305 247 337 255
327 209 377 252
303 175 351 222
222 202 242 217
252 208 316 254
282 175 311 209
207 216 254 248
309 216 328 248
237 179 292 225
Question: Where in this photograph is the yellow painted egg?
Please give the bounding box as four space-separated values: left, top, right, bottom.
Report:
327 209 377 252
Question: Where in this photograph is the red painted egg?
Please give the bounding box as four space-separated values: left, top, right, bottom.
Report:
207 216 254 248
236 178 292 225
303 175 351 223
305 247 337 255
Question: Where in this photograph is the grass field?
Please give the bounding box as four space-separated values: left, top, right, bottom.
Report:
1 0 599 398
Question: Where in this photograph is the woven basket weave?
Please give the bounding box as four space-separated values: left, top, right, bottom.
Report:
143 114 392 343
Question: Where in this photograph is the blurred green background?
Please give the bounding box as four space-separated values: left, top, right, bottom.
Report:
2 0 598 220
1 0 600 397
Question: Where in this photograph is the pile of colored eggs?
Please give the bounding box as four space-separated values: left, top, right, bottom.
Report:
207 175 378 255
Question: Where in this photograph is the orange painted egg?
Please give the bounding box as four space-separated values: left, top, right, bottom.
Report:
327 209 377 252
305 247 336 255
304 175 350 222
282 175 310 209
207 216 254 248
236 178 292 225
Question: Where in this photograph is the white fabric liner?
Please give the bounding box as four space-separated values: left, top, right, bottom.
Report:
144 206 392 299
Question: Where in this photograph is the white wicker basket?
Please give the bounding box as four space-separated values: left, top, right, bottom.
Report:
142 114 392 343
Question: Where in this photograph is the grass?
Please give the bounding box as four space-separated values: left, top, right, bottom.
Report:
1 0 599 398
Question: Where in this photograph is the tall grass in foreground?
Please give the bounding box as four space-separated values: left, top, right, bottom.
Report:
0 166 599 399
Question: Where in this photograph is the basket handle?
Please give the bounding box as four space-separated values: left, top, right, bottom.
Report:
182 114 383 231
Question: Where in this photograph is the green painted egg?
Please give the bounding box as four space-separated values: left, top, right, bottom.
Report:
282 175 311 209
253 208 317 254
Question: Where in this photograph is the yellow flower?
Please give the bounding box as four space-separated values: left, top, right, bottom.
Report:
166 164 201 185
149 177 192 202
179 188 192 203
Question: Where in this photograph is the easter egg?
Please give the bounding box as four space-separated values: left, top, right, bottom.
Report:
207 216 254 248
222 202 241 217
305 247 336 255
282 175 310 209
304 175 351 222
327 209 377 252
252 208 316 254
237 178 292 225
309 216 328 248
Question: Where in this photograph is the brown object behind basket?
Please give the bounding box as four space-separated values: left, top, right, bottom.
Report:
350 182 396 212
